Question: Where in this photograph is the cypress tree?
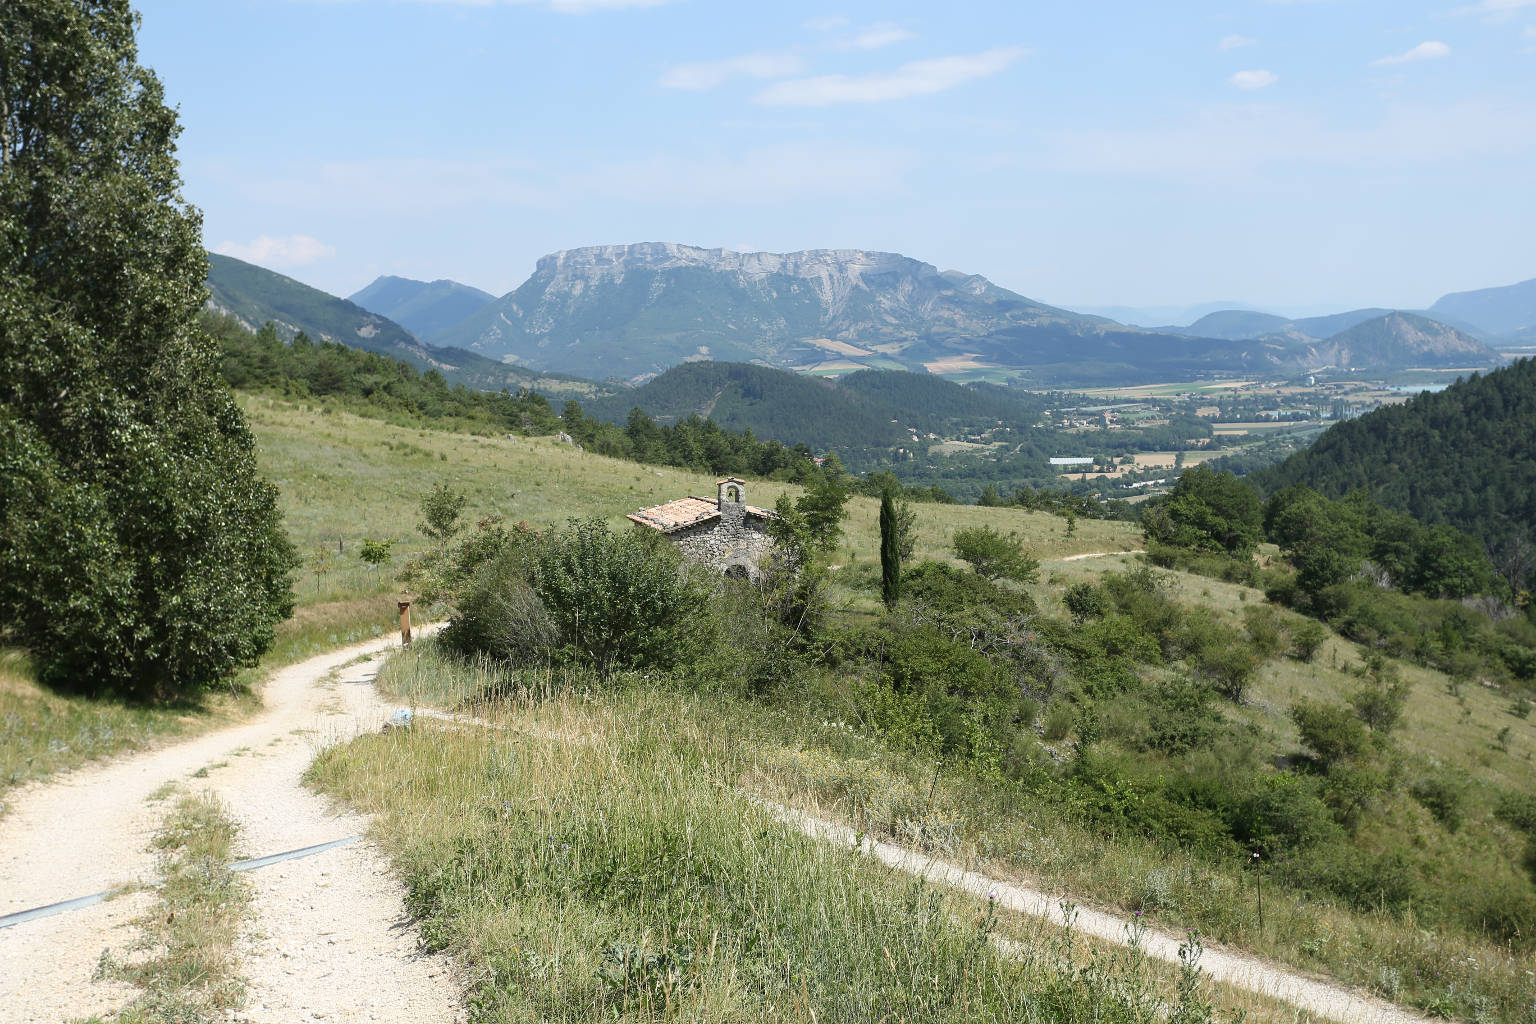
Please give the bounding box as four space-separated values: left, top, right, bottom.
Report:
880 486 901 608
1 1 295 698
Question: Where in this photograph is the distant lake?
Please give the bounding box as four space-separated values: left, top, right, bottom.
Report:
1391 384 1449 393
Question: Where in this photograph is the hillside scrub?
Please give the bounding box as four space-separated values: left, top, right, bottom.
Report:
405 472 1536 1020
311 674 1250 1024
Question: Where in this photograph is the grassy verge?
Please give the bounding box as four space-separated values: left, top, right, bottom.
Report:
373 643 1535 1024
88 790 250 1023
0 651 255 804
309 663 1273 1024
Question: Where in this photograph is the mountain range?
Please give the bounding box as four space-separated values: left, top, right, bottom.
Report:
216 244 1527 389
414 243 1504 384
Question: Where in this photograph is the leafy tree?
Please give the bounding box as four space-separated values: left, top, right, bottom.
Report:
418 482 468 549
952 525 1040 583
359 539 393 568
879 485 901 608
0 1 294 698
1142 465 1262 556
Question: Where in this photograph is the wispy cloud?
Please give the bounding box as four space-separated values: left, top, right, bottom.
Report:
1228 69 1278 89
215 234 335 267
660 52 804 90
754 47 1029 106
1372 40 1451 65
846 23 916 50
1218 34 1256 50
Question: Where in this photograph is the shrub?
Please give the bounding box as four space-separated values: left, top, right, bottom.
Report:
1191 637 1259 703
1348 656 1411 735
879 625 1024 754
1290 619 1328 661
445 518 711 677
1241 605 1287 660
1409 770 1470 832
1062 581 1106 624
1290 698 1372 770
1458 878 1536 948
1135 676 1223 755
1495 791 1536 835
952 525 1039 583
902 561 1035 622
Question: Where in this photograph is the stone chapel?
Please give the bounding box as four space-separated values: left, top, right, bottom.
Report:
627 477 776 580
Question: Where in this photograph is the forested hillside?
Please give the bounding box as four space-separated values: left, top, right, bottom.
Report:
585 362 910 447
584 362 1050 450
1253 358 1536 553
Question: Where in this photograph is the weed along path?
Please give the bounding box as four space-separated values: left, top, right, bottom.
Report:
777 809 1430 1024
0 635 463 1024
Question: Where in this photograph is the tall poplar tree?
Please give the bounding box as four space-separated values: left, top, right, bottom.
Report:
0 1 295 698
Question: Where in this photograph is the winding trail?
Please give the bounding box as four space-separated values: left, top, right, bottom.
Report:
1059 549 1145 561
0 636 463 1024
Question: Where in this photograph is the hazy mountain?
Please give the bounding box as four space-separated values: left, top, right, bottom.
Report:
431 243 1284 385
348 275 496 339
205 254 599 396
1290 312 1502 371
1081 301 1259 329
1431 276 1536 336
1186 308 1393 342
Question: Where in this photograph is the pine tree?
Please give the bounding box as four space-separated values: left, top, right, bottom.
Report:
1 1 295 698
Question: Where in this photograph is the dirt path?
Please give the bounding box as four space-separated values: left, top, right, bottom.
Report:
779 808 1428 1024
1059 549 1145 561
0 637 463 1024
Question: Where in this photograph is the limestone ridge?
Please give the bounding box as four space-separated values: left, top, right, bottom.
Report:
428 242 1123 380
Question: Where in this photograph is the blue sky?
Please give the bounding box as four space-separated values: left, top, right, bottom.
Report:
135 0 1536 319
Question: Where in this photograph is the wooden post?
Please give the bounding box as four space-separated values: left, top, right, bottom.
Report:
398 600 412 649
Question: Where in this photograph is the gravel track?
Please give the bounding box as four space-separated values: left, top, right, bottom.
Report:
0 636 463 1024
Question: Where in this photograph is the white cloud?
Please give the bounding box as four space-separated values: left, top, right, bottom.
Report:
754 47 1029 107
215 234 334 267
1219 34 1256 50
848 23 916 50
1228 69 1279 89
1372 40 1451 65
660 52 804 90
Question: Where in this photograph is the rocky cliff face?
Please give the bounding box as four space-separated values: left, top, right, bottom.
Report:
430 243 1113 379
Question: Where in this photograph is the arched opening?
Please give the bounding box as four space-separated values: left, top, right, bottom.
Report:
726 485 741 502
723 563 750 582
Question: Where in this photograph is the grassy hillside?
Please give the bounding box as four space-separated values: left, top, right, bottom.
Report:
235 398 1535 1022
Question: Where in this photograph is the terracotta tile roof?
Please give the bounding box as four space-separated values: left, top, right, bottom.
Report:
628 495 778 533
627 496 719 533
